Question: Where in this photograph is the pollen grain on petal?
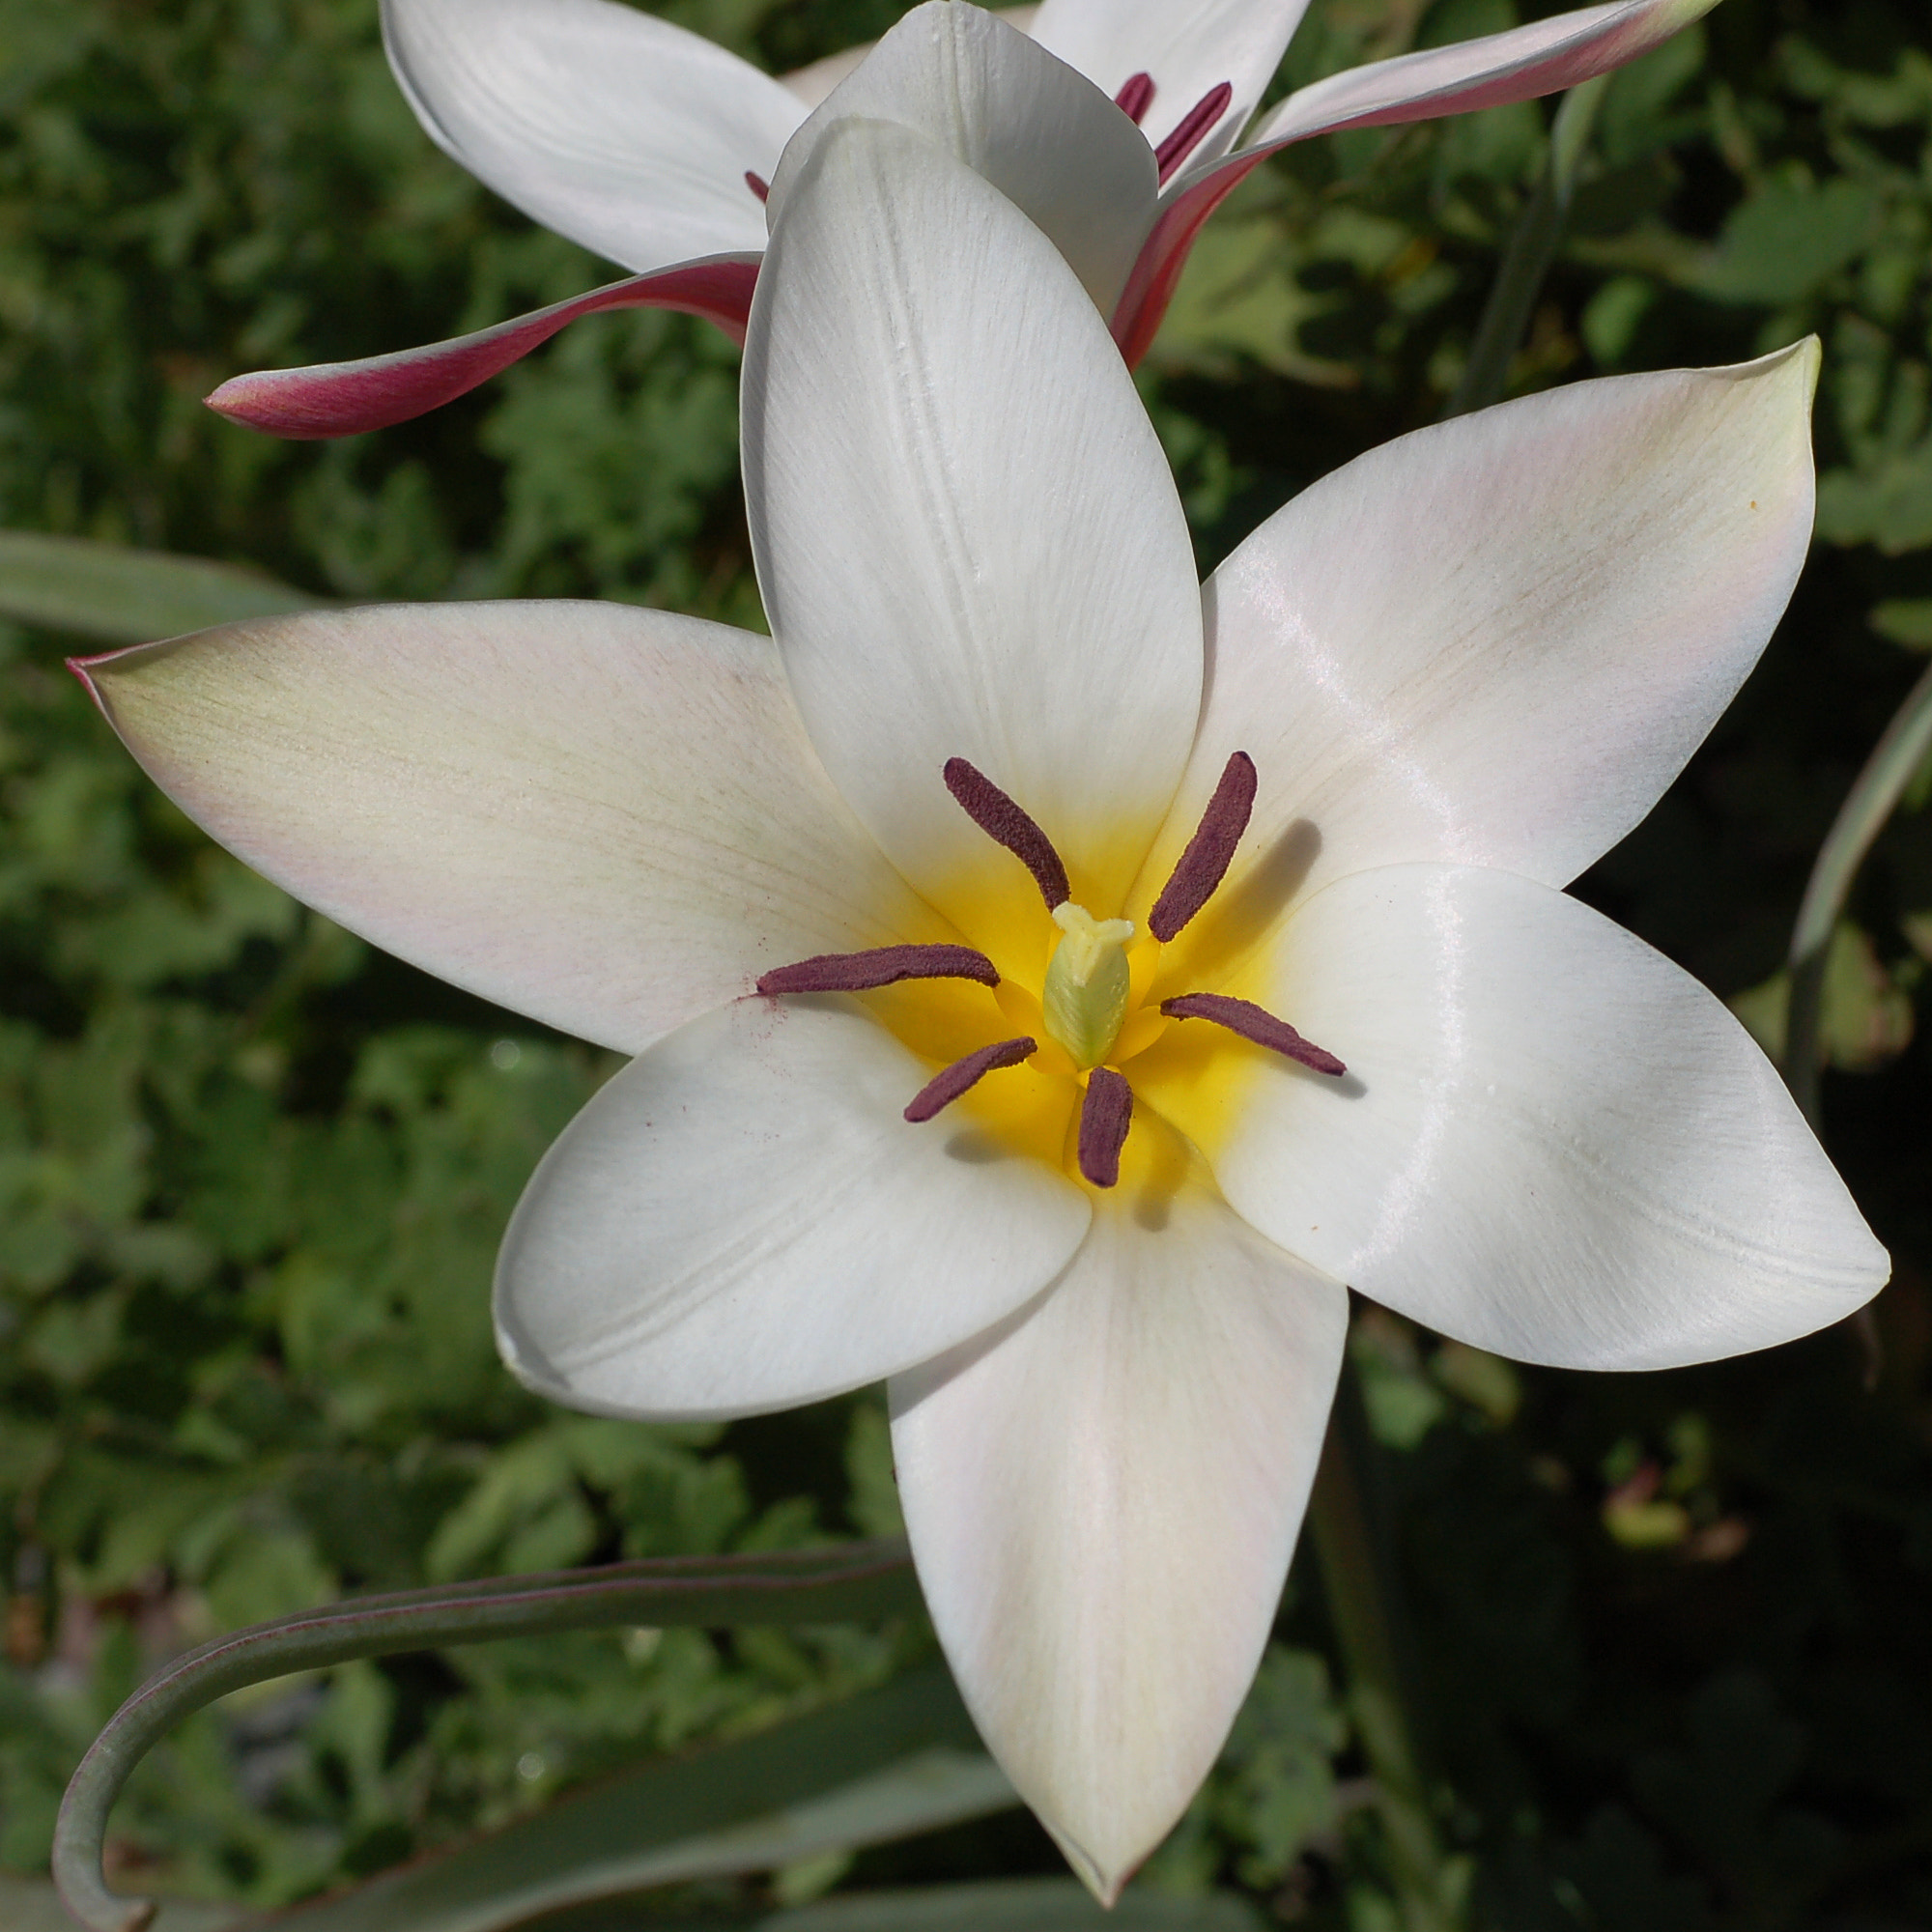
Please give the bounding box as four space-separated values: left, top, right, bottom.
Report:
1149 751 1257 942
1159 992 1346 1075
1078 1066 1133 1187
1115 71 1155 126
757 944 999 995
904 1037 1037 1123
1154 81 1233 185
943 757 1071 910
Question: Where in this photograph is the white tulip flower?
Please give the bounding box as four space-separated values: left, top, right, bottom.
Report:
207 0 1718 434
82 117 1884 1898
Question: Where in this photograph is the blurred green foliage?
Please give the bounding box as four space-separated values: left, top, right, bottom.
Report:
1 0 1931 1926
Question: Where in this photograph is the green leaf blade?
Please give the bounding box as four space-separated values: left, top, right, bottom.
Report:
0 533 325 645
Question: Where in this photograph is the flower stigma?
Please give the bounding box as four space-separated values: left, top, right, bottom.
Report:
754 752 1345 1190
1041 902 1135 1068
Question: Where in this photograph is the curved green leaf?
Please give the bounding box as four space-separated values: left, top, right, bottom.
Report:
55 1543 920 1932
264 1672 1008 1932
0 1876 242 1932
0 531 325 644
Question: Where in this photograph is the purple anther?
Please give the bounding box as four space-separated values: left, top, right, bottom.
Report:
1160 992 1346 1075
745 170 770 203
1078 1067 1133 1187
1115 71 1155 126
758 944 998 995
904 1037 1037 1123
1154 81 1233 185
1149 751 1256 942
943 758 1071 910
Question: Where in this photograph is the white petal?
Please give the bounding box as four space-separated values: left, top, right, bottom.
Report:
892 1168 1347 1900
1138 345 1818 942
778 6 1043 112
746 117 1202 946
77 603 941 1056
768 2 1157 317
1031 0 1314 167
382 0 804 271
1247 0 1718 149
497 998 1092 1420
1169 865 1889 1371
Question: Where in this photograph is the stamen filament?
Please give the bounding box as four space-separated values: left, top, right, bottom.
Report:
1114 71 1155 126
1149 750 1256 942
904 1037 1037 1123
943 758 1070 910
1160 992 1346 1074
1078 1067 1133 1187
745 171 770 203
758 944 998 995
1154 81 1233 185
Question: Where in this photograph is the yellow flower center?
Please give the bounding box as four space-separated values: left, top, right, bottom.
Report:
754 752 1345 1191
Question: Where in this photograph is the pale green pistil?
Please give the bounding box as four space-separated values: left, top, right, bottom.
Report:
1041 902 1135 1069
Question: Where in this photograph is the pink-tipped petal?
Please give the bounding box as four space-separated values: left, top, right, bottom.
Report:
1111 154 1265 365
1113 0 1718 363
1247 0 1719 150
208 257 760 440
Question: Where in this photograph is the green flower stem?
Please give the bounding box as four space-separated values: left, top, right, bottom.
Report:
1782 653 1932 1123
1446 74 1609 419
54 1540 918 1932
1307 1366 1463 1932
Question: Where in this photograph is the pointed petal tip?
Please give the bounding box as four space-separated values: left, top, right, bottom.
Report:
66 654 105 709
65 643 144 715
1038 1783 1180 1904
204 372 278 427
1051 1829 1128 1907
203 369 345 441
1784 331 1824 404
1727 332 1821 390
1695 333 1823 447
1801 331 1824 395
